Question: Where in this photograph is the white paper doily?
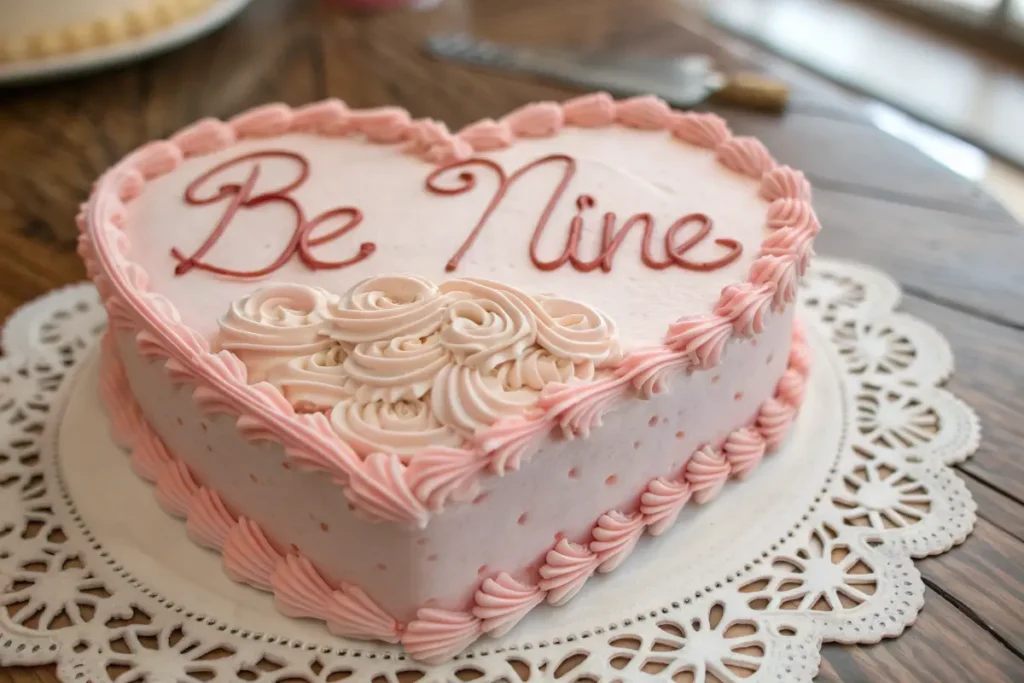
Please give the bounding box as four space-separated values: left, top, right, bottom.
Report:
0 258 980 682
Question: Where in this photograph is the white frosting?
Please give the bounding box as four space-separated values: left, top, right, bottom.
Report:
126 128 770 348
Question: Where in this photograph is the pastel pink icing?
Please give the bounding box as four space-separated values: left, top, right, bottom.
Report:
685 445 731 504
473 572 545 637
223 517 282 590
590 511 646 572
716 136 776 178
562 92 617 127
757 398 797 451
615 95 673 130
723 427 767 480
538 539 599 606
402 608 482 664
671 112 731 148
640 476 692 535
760 165 812 201
766 197 820 234
664 314 734 368
715 282 776 338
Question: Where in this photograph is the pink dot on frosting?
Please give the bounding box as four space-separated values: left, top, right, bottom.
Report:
712 375 721 384
478 564 489 576
428 554 438 562
606 474 618 485
176 417 183 426
568 467 579 479
347 503 356 512
249 474 258 484
473 492 489 505
634 441 642 450
320 523 329 532
206 445 212 452
751 339 758 347
377 563 387 571
649 416 659 427
518 512 529 525
200 422 208 432
767 354 774 365
555 531 565 541
676 431 686 439
282 462 292 470
735 392 744 401
290 544 299 554
417 538 427 546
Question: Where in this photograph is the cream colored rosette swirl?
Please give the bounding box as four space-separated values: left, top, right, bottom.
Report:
324 274 449 344
530 294 622 366
495 346 597 391
267 345 352 413
438 279 537 372
330 396 462 459
218 284 336 382
342 332 451 402
430 363 540 437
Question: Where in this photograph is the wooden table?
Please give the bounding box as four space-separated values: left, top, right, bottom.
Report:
1 1 1022 680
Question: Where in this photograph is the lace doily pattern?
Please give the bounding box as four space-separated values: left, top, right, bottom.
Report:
0 259 979 682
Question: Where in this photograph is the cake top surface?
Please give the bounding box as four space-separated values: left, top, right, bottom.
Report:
125 125 768 349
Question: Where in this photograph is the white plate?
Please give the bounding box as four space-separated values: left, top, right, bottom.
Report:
0 0 253 86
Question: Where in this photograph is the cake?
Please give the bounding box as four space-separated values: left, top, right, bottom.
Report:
79 93 817 663
0 0 213 62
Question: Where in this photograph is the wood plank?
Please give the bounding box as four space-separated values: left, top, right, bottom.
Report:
816 193 1024 327
962 473 1024 544
919 519 1024 656
897 295 1024 502
822 587 1024 682
721 107 1009 217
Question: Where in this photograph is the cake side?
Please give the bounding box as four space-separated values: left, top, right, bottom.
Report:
79 94 819 526
100 319 810 662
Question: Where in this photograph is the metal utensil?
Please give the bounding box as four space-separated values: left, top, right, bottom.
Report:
425 34 788 112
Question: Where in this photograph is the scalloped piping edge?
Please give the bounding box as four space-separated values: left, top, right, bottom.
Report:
79 93 820 526
97 320 810 663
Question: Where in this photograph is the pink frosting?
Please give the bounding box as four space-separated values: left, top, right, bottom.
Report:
223 517 283 590
406 447 487 510
154 461 199 518
715 282 776 338
185 487 236 551
99 335 144 447
473 572 545 637
270 553 335 620
348 107 412 143
790 340 812 378
539 376 631 438
538 539 599 605
757 397 796 451
343 452 428 528
501 101 564 138
615 95 672 130
457 118 514 150
723 427 767 481
776 368 806 407
750 255 799 311
230 104 293 138
590 511 646 573
761 226 815 275
685 445 731 504
562 92 617 127
323 582 402 643
291 99 351 135
402 608 482 665
475 414 552 475
130 425 172 482
131 140 183 179
766 198 820 234
760 165 811 201
641 476 692 535
664 314 733 368
716 136 776 178
617 347 692 398
670 112 731 148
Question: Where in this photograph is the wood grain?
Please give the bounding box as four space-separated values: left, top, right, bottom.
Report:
0 0 1022 680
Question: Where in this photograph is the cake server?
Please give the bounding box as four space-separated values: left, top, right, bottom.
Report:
425 34 788 112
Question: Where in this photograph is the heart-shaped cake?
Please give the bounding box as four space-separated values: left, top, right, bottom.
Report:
80 93 816 662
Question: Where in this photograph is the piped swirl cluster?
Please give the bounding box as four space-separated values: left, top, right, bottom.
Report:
217 276 622 460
